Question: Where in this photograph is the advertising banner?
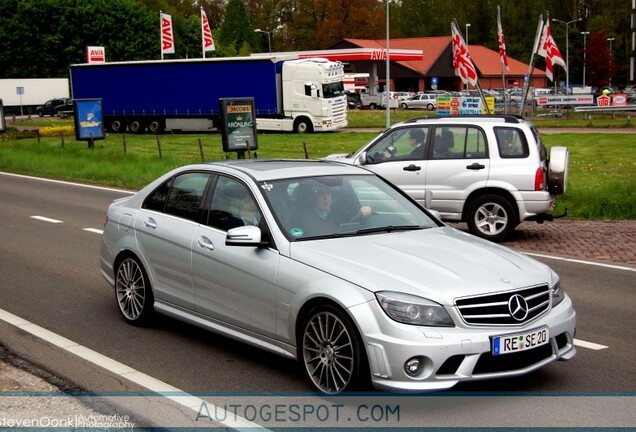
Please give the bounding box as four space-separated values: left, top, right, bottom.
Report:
535 95 594 106
436 96 494 115
220 98 258 154
74 99 105 142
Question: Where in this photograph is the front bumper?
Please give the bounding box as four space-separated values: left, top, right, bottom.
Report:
350 296 576 392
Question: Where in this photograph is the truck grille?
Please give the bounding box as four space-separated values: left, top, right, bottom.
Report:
455 285 550 326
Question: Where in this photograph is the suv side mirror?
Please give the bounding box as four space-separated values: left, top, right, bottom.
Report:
358 151 367 166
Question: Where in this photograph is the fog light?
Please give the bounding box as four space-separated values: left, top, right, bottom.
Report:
404 357 423 376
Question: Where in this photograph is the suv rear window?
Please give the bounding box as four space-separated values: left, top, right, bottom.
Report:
494 127 529 158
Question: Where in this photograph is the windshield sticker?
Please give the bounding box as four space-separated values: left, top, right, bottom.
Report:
290 227 304 237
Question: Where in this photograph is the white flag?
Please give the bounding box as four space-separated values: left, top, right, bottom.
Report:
201 8 215 53
160 12 175 55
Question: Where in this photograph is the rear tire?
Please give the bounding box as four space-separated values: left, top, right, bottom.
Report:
115 256 154 325
466 194 517 242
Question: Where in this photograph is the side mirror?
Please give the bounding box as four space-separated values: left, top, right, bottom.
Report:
358 151 367 166
226 225 263 247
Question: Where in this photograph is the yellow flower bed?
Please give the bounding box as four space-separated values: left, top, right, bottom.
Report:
38 125 75 137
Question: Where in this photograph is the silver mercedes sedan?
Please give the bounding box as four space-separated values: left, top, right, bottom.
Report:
100 159 576 393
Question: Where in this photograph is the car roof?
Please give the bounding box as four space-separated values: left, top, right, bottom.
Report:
394 114 529 127
183 159 372 182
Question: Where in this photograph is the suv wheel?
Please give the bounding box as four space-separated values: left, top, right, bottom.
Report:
466 194 516 242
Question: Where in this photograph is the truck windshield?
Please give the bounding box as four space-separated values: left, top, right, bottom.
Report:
322 81 345 98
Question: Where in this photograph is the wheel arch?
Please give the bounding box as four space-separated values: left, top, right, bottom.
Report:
462 187 520 224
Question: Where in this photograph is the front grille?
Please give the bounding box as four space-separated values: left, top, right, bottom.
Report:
473 343 554 374
456 285 550 326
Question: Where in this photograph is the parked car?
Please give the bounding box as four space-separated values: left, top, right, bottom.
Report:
400 93 437 110
346 92 362 110
100 159 576 393
326 115 569 242
35 98 74 117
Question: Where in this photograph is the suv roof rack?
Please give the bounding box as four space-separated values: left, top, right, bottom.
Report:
403 115 524 124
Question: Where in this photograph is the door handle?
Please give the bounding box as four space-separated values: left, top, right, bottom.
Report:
403 164 422 172
144 217 157 229
197 236 214 251
466 163 486 170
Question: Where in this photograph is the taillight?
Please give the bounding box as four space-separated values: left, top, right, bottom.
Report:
535 167 545 191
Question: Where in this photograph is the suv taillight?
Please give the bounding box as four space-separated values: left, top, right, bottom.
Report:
535 167 545 191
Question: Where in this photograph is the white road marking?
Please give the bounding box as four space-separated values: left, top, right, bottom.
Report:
30 215 63 224
573 339 609 350
523 252 636 272
83 228 104 234
1 171 135 194
0 308 267 430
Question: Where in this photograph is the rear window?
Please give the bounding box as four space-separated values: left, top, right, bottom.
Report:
494 127 530 159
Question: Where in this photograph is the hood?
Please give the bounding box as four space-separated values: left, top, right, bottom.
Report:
289 227 550 305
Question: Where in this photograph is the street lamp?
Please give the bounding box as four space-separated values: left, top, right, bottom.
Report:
552 17 582 94
607 37 615 89
465 23 471 45
254 29 271 54
581 31 590 86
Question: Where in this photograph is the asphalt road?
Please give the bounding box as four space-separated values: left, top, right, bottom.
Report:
0 172 634 429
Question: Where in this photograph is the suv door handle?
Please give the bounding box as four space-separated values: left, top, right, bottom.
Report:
466 163 486 170
403 164 422 172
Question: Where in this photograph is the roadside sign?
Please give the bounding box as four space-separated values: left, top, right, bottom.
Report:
74 99 105 146
535 95 594 106
219 98 258 156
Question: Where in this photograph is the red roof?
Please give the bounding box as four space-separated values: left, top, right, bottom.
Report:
341 37 545 78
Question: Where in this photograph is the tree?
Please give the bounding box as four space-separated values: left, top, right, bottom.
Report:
215 0 258 55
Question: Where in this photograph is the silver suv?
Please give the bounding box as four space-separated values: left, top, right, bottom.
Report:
329 115 568 242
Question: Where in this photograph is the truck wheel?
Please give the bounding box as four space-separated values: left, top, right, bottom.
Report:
128 119 146 133
466 194 517 242
108 118 126 133
368 103 377 110
147 119 165 134
548 146 569 195
294 118 313 133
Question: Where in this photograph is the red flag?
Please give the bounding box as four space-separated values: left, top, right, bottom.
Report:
201 8 215 53
160 12 175 55
537 19 565 81
497 6 509 71
451 22 478 86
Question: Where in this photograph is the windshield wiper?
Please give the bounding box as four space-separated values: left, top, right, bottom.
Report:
355 225 422 235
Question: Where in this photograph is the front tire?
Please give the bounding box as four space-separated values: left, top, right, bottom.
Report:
115 256 154 325
466 194 517 242
300 304 368 394
294 117 313 133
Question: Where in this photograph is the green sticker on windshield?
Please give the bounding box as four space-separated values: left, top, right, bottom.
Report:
290 227 304 237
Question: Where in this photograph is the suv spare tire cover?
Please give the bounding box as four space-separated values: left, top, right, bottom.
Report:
548 146 569 195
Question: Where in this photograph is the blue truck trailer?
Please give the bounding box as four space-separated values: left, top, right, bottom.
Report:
70 56 348 133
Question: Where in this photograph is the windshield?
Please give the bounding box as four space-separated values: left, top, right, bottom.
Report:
322 81 346 98
260 174 439 241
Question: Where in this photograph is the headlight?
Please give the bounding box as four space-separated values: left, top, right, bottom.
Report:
376 291 454 327
550 268 565 307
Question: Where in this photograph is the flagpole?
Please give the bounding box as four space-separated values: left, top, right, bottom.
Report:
201 8 205 59
160 10 164 60
520 14 545 114
498 5 508 114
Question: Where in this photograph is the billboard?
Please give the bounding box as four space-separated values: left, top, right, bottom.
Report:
74 99 105 142
219 98 258 154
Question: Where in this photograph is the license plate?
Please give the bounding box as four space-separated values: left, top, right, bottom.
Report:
492 326 550 356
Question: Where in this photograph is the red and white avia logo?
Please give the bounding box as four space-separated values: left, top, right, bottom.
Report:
201 9 215 51
87 46 105 63
161 14 174 54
